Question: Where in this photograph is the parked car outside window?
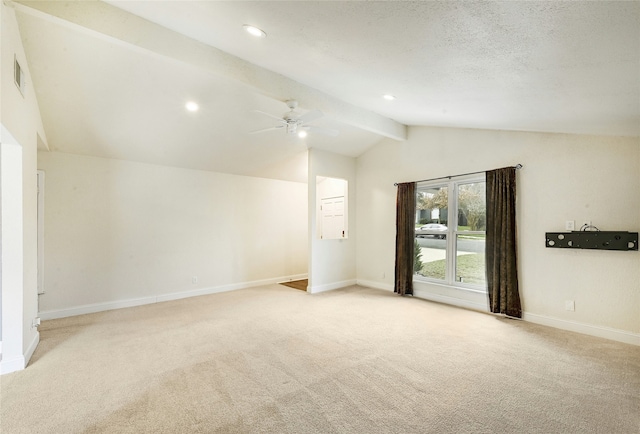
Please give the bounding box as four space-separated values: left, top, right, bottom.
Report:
415 223 448 239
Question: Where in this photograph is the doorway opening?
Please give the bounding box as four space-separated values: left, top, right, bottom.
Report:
279 280 308 291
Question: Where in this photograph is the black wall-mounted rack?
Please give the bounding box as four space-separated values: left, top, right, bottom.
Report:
545 231 638 251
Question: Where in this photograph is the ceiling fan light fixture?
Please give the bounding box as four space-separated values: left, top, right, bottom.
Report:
243 25 266 38
251 100 338 138
383 94 396 101
185 101 199 112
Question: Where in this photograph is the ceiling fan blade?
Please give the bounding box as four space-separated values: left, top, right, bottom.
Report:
252 110 285 122
297 109 323 124
249 125 284 134
303 125 340 137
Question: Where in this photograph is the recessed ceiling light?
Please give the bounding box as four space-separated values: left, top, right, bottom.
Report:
185 101 199 112
298 130 308 138
243 25 266 38
383 94 396 101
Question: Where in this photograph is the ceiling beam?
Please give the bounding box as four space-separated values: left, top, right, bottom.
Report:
12 0 407 141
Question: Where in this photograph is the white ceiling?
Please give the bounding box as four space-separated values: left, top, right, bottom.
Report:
13 1 640 182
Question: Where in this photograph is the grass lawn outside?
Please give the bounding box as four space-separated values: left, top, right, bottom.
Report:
417 253 487 285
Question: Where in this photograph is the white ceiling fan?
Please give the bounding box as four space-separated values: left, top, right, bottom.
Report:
250 100 339 137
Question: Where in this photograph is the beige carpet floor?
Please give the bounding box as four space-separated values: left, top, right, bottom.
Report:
1 285 639 433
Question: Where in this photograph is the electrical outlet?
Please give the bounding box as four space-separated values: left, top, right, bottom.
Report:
565 300 575 311
192 276 198 284
565 220 575 231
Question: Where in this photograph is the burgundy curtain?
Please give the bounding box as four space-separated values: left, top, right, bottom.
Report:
394 182 416 296
486 167 522 318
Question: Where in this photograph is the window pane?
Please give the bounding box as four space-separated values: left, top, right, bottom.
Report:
415 185 448 280
414 234 447 280
457 182 486 231
455 234 486 286
416 186 448 227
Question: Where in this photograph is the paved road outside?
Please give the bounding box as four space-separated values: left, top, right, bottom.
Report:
416 236 485 262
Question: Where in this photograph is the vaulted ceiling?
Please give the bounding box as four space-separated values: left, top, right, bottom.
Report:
12 1 640 182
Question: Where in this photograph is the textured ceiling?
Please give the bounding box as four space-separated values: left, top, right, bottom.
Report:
105 0 640 136
12 1 640 182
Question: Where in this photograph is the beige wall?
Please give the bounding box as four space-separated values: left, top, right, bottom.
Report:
308 148 357 292
356 126 640 340
37 152 308 316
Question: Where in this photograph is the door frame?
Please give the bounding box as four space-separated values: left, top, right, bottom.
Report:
37 170 45 295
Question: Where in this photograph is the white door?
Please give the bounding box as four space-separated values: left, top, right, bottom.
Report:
320 197 345 239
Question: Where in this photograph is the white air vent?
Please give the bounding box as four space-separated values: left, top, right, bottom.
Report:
14 55 25 96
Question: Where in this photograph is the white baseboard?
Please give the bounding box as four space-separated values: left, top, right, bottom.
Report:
356 279 394 292
412 288 489 313
156 273 308 303
39 273 308 320
357 280 489 312
36 274 639 346
39 296 157 320
523 312 640 346
308 279 357 294
413 292 639 346
1 355 25 375
278 274 308 283
0 333 40 375
25 332 40 367
357 281 639 346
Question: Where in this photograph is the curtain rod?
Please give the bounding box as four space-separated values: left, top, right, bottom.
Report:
394 164 522 186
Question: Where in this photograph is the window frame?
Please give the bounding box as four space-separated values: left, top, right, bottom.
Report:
414 173 487 293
